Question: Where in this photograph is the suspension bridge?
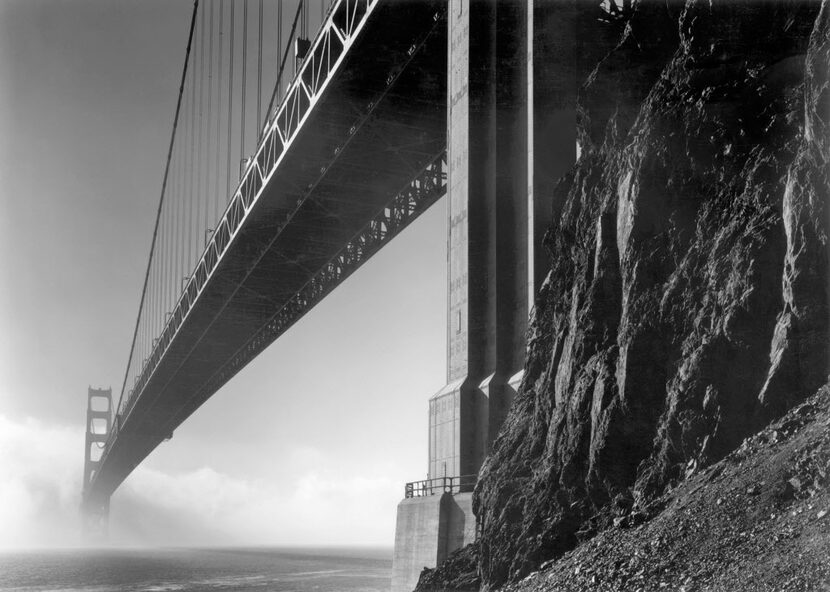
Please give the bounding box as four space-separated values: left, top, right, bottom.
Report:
83 0 446 515
82 1 580 590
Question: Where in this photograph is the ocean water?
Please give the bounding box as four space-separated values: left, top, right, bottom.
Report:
0 547 392 592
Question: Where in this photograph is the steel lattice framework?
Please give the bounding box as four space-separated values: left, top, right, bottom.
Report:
171 153 446 428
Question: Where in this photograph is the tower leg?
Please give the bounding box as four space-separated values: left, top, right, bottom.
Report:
82 387 112 542
433 0 533 483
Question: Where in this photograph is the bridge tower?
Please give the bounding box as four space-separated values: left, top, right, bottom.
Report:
81 387 112 539
392 1 579 590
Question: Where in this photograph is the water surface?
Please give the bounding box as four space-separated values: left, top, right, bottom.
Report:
0 546 392 592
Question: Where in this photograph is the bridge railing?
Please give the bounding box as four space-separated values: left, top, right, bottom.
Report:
404 475 477 498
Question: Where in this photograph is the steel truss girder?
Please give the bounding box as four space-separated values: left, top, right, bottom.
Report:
163 151 446 430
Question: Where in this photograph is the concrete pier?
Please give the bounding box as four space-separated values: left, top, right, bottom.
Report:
391 493 476 592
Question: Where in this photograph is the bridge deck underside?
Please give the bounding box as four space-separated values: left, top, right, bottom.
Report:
92 2 446 499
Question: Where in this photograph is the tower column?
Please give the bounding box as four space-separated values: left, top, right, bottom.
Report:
392 3 579 589
82 387 112 539
429 0 530 482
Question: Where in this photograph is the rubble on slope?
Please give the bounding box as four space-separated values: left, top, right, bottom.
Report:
503 386 830 592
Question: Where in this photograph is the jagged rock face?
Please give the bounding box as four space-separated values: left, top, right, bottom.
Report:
415 543 481 592
474 0 829 588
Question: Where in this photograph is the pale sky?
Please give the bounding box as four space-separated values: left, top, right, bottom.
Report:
0 0 447 548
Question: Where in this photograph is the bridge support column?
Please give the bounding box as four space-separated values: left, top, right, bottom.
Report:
82 387 112 540
430 0 580 487
432 0 532 485
393 2 578 589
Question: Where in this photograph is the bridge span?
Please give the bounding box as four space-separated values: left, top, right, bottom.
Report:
84 0 446 517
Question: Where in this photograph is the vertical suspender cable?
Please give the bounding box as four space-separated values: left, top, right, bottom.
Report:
174 143 179 306
260 1 302 143
186 67 192 284
188 43 196 278
241 0 248 167
197 7 205 254
299 0 305 78
216 0 224 220
159 186 166 339
152 226 157 341
182 62 189 287
179 72 186 295
276 0 282 115
177 138 181 300
150 212 161 343
116 0 199 414
175 109 183 309
227 1 234 197
257 0 263 134
184 55 191 283
172 127 178 310
164 185 169 322
161 191 166 338
278 0 282 95
152 222 157 345
171 147 176 307
158 180 164 340
207 0 214 233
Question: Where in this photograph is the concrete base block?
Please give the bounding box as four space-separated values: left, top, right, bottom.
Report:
391 492 477 592
445 492 476 553
392 494 449 592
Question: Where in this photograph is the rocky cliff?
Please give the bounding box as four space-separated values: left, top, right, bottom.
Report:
419 0 830 589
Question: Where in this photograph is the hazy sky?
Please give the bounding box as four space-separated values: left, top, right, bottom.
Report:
0 0 447 548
